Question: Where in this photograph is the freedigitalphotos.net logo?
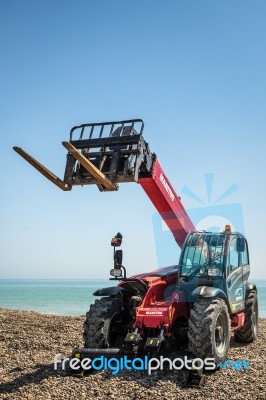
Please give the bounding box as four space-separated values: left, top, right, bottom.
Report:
54 354 216 375
54 354 251 375
153 173 244 267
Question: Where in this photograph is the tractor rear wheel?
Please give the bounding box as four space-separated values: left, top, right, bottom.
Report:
83 296 129 348
188 298 230 363
234 290 258 343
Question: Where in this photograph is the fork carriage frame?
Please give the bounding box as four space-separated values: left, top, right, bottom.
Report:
14 119 154 192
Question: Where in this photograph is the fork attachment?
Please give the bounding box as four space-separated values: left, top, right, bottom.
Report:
14 119 154 192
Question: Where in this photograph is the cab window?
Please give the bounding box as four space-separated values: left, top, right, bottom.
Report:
241 240 249 266
228 237 239 272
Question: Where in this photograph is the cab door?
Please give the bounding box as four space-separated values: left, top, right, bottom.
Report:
226 236 245 313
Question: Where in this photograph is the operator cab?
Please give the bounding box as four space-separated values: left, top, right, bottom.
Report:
178 227 250 313
179 232 226 279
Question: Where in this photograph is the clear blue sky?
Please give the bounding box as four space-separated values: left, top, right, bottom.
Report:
1 0 265 279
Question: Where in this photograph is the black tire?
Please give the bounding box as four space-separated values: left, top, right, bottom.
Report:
83 296 129 348
188 298 230 363
234 290 258 343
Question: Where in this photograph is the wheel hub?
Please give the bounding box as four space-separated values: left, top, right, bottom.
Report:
215 315 227 354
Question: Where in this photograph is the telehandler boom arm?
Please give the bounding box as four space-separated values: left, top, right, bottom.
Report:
138 160 195 247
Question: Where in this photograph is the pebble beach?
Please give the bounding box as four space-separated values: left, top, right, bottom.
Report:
0 308 265 400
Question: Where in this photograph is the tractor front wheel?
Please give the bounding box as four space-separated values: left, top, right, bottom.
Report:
188 298 230 364
83 296 129 348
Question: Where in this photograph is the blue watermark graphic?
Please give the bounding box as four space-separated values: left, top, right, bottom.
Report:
152 173 245 267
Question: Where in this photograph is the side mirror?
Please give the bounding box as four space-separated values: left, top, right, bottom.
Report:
236 237 245 252
111 232 123 247
114 249 123 266
109 232 126 280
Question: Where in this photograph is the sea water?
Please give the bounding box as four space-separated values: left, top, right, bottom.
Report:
0 279 112 316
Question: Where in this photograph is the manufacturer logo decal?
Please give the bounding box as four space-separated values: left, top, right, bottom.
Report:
159 173 175 201
145 311 163 315
235 288 243 301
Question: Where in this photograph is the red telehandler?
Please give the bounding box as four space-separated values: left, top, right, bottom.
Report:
14 119 258 386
